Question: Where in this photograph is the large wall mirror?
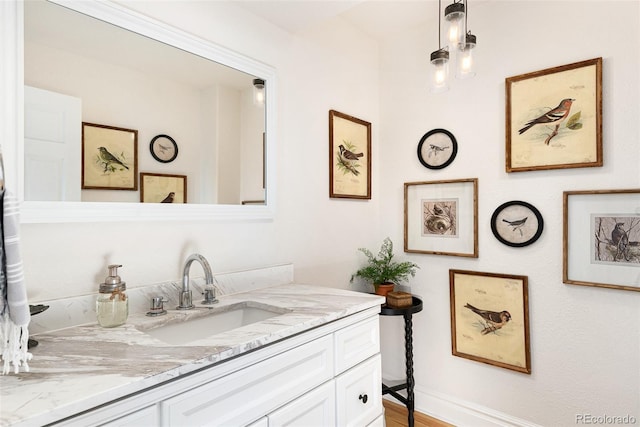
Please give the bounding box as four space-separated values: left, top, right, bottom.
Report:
2 0 276 222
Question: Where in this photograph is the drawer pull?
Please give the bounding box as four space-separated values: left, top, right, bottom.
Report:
359 393 368 404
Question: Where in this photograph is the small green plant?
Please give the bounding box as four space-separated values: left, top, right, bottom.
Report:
350 237 419 289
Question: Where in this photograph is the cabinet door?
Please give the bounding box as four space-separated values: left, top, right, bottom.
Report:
335 355 382 427
268 381 335 426
99 405 159 426
161 335 333 426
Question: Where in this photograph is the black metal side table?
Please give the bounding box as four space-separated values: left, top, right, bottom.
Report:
380 296 423 427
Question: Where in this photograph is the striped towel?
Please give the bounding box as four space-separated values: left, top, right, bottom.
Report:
0 191 31 374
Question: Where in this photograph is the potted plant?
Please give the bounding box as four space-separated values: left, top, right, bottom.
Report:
350 237 419 296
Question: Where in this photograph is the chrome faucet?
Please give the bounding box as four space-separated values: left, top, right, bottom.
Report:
178 253 215 310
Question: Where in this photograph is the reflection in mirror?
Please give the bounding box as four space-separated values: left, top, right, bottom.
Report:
24 0 266 205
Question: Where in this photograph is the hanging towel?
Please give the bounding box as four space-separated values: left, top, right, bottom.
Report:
0 191 31 375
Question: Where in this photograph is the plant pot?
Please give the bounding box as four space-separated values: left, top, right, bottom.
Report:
374 283 395 296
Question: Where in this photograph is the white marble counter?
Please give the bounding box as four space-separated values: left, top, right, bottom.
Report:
0 283 384 426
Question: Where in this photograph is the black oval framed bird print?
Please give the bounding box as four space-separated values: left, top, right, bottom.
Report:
150 134 178 163
491 201 544 247
417 128 458 170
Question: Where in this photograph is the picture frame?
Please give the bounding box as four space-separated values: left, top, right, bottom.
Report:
491 200 544 247
505 57 602 172
140 172 187 203
450 269 531 374
82 122 138 190
329 109 371 199
150 134 178 163
404 178 478 257
417 128 458 170
563 189 640 292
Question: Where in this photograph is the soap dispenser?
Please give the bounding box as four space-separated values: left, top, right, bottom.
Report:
96 264 128 328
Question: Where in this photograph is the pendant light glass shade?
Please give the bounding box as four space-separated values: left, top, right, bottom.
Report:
456 33 476 79
430 49 450 93
444 2 465 50
252 78 265 106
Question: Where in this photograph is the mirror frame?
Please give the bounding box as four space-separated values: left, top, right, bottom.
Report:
1 0 277 223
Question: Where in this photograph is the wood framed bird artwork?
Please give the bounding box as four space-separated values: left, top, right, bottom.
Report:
329 110 371 199
82 122 138 190
505 57 602 173
140 173 187 203
449 269 531 374
563 189 640 293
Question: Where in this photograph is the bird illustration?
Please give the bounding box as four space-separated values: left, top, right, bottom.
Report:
161 192 175 203
502 217 528 236
518 98 575 141
428 144 449 157
97 146 129 172
157 143 171 154
465 303 511 335
339 144 363 161
611 222 629 260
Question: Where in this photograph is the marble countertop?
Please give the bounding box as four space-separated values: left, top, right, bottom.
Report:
0 284 384 426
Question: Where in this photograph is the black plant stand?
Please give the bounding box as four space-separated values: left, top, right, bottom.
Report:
380 296 423 427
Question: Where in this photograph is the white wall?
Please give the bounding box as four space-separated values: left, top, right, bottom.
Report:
15 1 639 426
377 1 640 426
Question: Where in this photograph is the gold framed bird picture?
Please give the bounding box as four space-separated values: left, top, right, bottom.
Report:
449 269 531 374
505 57 602 172
140 173 187 204
329 110 371 199
82 122 138 190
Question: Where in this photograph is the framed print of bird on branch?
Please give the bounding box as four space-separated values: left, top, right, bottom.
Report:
82 122 138 190
491 200 544 248
329 109 371 199
140 172 187 204
563 189 640 292
449 269 531 374
505 57 602 172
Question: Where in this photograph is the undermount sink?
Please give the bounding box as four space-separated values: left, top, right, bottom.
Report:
140 303 287 346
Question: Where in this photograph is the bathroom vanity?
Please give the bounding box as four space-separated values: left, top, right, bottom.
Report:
0 270 385 426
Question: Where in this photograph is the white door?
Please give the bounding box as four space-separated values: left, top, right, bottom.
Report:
24 86 81 201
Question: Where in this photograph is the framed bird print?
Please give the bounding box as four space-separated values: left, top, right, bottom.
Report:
404 178 478 257
82 122 138 190
329 109 371 199
491 200 544 247
150 134 178 163
563 189 640 292
449 269 531 374
140 172 187 203
505 57 602 172
417 128 458 170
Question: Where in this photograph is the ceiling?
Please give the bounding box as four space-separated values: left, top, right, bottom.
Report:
235 0 435 41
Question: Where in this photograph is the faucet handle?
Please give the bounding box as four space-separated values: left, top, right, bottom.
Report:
201 286 219 305
146 296 168 317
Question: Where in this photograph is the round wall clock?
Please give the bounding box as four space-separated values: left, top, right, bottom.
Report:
491 200 544 247
417 128 458 170
150 134 178 163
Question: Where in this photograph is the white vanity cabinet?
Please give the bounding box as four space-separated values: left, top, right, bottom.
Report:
54 308 381 427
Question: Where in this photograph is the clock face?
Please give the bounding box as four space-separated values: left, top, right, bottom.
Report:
150 135 178 163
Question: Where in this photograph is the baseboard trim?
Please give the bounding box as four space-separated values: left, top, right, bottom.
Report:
408 387 542 427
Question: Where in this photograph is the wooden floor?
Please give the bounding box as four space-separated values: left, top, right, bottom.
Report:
383 399 453 427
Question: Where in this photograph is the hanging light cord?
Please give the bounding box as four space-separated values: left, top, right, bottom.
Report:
464 0 468 37
438 0 442 49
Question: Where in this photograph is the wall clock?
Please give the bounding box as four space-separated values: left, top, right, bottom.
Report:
491 200 544 247
417 128 458 170
150 134 178 163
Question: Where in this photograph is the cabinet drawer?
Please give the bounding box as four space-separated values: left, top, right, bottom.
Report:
268 380 335 426
335 355 382 427
160 335 333 426
334 315 380 374
99 405 158 426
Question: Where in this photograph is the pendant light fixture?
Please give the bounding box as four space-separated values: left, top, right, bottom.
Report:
253 78 265 106
444 0 465 51
456 0 476 79
431 0 477 92
430 0 450 93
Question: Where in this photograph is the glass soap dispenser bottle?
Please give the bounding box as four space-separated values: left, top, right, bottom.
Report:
96 264 128 328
